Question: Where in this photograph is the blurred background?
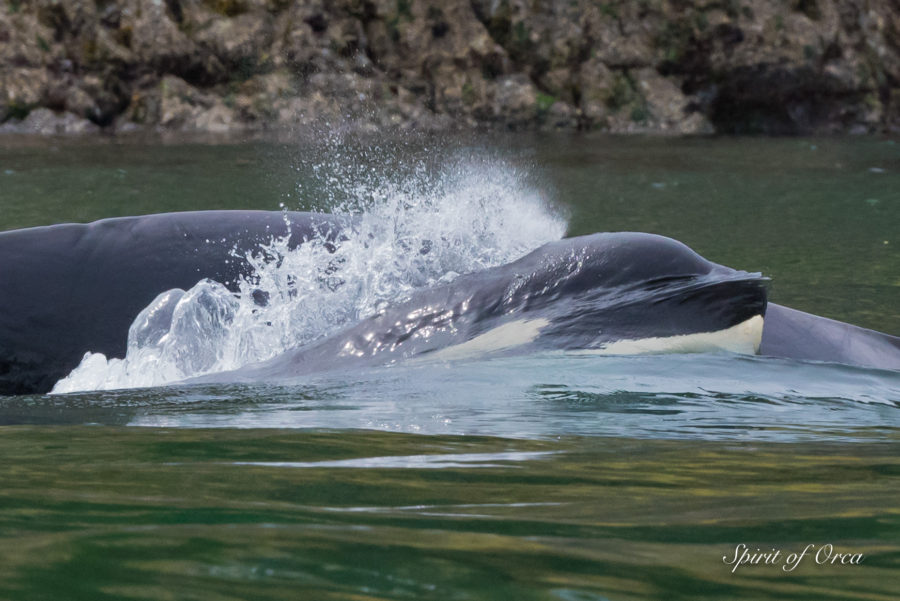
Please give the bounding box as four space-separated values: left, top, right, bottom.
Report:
1 0 898 136
2 5 900 601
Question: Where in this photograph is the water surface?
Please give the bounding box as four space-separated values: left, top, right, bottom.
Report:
0 133 898 600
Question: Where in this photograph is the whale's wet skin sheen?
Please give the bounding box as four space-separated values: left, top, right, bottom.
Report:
0 201 896 395
1 137 900 601
21 207 891 395
10 219 778 393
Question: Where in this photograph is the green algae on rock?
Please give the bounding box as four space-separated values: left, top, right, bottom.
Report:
0 0 897 135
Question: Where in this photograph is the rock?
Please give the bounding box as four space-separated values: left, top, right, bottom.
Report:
124 0 227 85
0 12 61 68
886 88 900 131
274 90 345 127
229 71 296 122
14 108 100 134
62 86 96 119
124 75 241 133
0 68 50 122
492 74 539 126
158 76 224 131
192 11 275 77
0 0 897 135
578 58 615 126
191 103 238 133
119 75 161 126
539 68 575 105
632 68 712 134
595 12 655 69
542 100 577 130
52 74 128 125
86 25 134 67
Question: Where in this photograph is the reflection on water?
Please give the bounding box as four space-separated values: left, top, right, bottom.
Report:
0 427 897 601
7 353 898 442
227 450 559 469
1 134 898 600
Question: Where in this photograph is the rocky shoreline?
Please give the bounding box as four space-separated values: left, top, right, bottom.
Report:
1 0 898 136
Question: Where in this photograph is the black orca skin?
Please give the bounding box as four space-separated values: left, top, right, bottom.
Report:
210 232 770 383
1 211 897 395
0 211 348 394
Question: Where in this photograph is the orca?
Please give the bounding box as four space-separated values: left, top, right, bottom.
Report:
0 211 348 395
0 211 897 395
760 303 900 371
206 232 770 384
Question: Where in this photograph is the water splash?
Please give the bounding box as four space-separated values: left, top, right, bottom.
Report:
53 153 566 393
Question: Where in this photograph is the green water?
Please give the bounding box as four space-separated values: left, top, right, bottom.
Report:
2 134 897 331
1 428 898 601
0 133 898 600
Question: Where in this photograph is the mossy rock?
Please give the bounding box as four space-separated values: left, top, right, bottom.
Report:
605 72 636 111
3 100 33 122
206 0 248 17
536 92 556 114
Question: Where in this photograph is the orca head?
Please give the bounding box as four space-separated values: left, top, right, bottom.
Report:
504 232 769 354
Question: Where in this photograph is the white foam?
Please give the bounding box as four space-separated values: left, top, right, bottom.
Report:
53 155 565 393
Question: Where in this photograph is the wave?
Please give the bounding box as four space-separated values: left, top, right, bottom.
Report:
53 155 566 392
34 353 900 439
